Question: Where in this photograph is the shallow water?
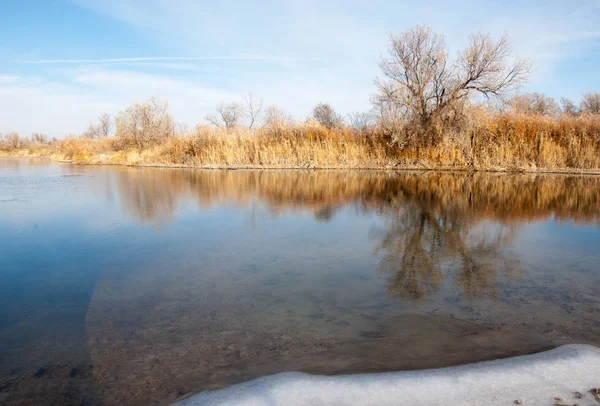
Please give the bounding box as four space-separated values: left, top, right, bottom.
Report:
0 157 599 405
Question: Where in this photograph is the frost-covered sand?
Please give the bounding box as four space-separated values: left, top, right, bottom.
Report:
176 344 600 406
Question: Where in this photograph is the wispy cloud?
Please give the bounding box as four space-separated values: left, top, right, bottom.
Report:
0 75 20 84
16 55 310 64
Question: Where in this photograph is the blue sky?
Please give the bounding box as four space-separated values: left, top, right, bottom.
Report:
1 0 599 136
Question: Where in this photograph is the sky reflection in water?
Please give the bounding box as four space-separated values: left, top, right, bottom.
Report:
0 158 599 405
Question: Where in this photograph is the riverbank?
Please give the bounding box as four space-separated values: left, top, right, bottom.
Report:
3 150 600 176
2 112 600 173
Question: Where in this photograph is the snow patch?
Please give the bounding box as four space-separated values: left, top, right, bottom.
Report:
175 344 600 406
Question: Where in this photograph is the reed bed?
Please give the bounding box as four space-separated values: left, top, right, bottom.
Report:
2 112 600 172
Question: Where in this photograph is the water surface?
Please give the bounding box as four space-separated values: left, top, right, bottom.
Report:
1 157 599 405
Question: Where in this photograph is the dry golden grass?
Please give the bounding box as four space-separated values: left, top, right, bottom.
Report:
2 113 600 172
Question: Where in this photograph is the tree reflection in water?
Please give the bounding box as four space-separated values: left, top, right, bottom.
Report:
374 204 519 302
91 167 597 301
4 162 600 406
74 167 600 405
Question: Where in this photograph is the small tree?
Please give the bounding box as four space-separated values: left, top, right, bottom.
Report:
371 94 407 147
175 122 192 136
115 97 174 149
560 97 579 116
1 132 23 150
30 133 49 144
375 25 529 146
312 103 343 129
243 93 263 130
262 105 294 129
347 111 375 133
263 105 292 128
98 113 113 137
205 102 243 132
510 93 560 116
85 113 113 139
581 92 600 115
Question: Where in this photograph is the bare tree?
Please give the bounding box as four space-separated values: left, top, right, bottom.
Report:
580 92 600 115
205 102 243 132
371 94 408 147
98 113 113 137
176 122 192 136
560 97 579 116
84 123 99 139
347 111 375 132
312 103 343 129
375 25 530 146
510 93 560 116
262 105 294 129
376 204 517 301
115 97 174 149
30 133 49 144
243 93 263 130
0 132 22 150
85 113 113 138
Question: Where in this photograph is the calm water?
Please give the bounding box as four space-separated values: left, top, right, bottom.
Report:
1 157 599 405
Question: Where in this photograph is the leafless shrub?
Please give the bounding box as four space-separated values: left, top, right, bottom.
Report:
375 25 530 147
85 113 113 139
371 94 410 147
312 103 344 129
560 97 579 116
115 97 174 149
176 122 193 136
30 132 49 144
0 132 26 150
581 92 600 115
205 102 243 132
347 111 375 133
262 105 294 129
510 93 560 116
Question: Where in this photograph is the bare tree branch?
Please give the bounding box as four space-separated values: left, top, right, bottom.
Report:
262 105 294 129
243 93 263 130
205 102 243 132
115 97 174 148
312 103 344 129
84 113 113 139
510 93 560 116
581 92 600 115
375 25 530 146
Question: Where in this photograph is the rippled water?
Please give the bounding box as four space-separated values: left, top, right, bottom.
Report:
0 157 599 405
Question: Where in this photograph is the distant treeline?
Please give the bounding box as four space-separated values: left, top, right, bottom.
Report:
2 26 599 171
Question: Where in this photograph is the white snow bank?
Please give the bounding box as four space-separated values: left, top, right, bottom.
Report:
175 344 600 406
